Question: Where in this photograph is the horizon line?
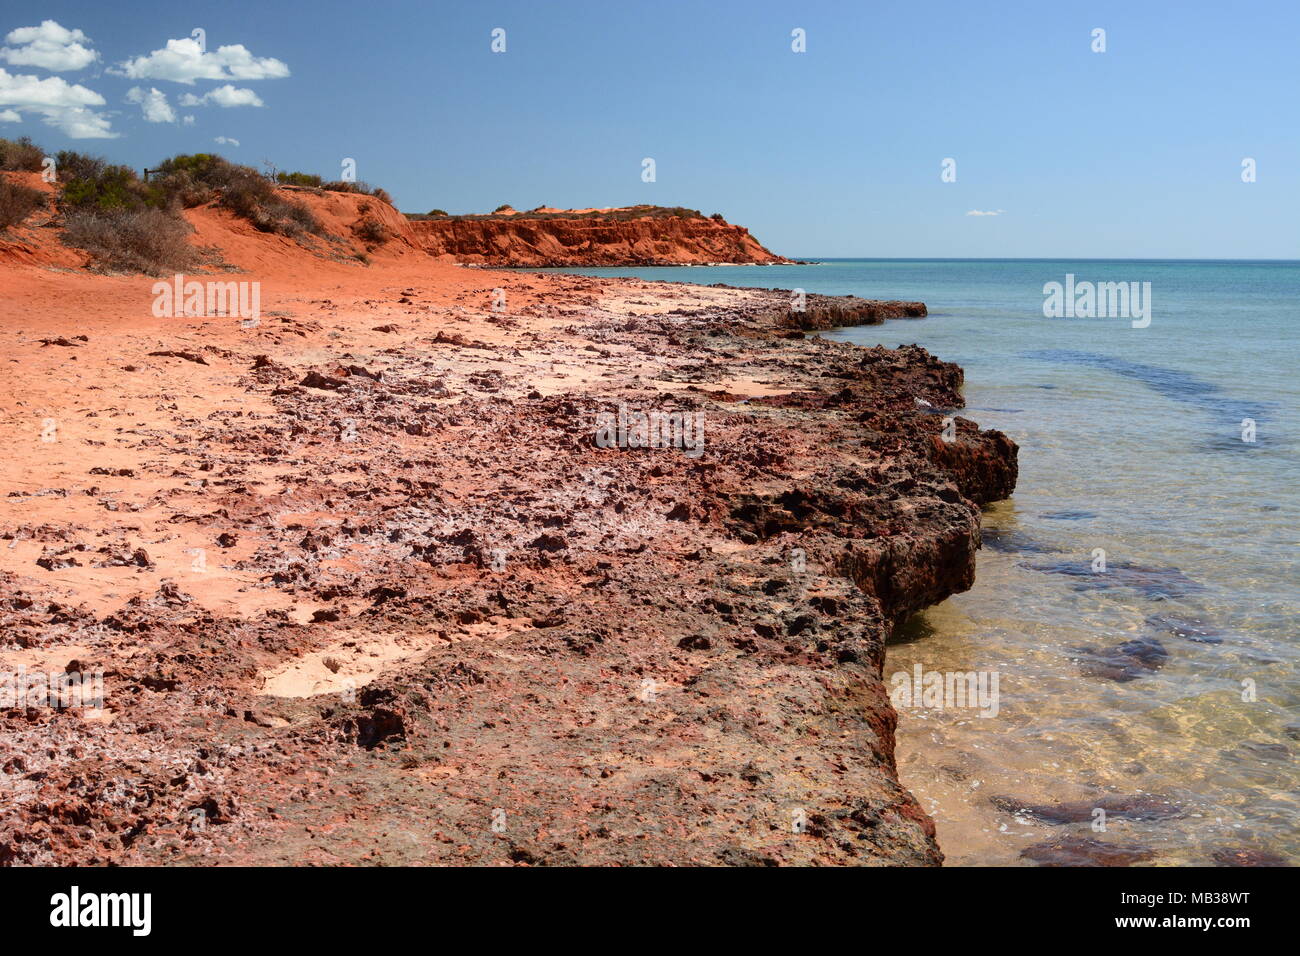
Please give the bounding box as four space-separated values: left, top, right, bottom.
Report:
780 256 1300 263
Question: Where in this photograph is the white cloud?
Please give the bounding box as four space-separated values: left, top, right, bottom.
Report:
126 86 177 123
966 209 1005 217
0 67 116 137
118 37 289 84
179 84 264 108
1 20 98 72
0 108 19 122
47 107 116 138
182 114 195 126
214 135 240 147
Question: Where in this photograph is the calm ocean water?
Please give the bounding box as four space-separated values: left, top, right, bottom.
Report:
547 259 1300 865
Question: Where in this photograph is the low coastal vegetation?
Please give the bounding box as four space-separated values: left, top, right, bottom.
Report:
0 179 46 231
404 203 707 222
62 206 200 275
0 136 51 231
0 136 396 275
55 150 325 273
275 169 392 205
0 136 46 172
352 204 395 246
274 170 324 188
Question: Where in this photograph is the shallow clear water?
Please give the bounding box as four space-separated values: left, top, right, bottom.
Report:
547 259 1300 866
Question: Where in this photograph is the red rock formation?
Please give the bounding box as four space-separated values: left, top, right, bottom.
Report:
408 207 790 266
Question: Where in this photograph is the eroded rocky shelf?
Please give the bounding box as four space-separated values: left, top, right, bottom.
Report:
0 269 1016 865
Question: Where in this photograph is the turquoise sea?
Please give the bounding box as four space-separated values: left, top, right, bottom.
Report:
545 259 1300 866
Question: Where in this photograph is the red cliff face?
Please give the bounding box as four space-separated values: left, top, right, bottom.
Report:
408 208 790 267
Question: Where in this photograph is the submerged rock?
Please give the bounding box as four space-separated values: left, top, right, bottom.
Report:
1022 836 1156 867
1146 613 1225 644
1071 635 1170 682
1021 560 1204 600
1210 847 1290 867
1224 740 1291 763
981 526 1058 555
991 792 1183 824
1022 349 1271 427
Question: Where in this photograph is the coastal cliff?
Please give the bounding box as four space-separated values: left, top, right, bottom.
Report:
0 175 786 271
407 205 790 266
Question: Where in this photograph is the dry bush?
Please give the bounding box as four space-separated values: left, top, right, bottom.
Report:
0 136 45 172
0 180 47 230
322 180 391 205
54 150 109 184
224 176 323 236
353 209 394 245
62 207 200 275
155 169 216 208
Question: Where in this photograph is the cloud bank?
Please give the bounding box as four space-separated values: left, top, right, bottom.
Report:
0 20 99 72
0 66 115 138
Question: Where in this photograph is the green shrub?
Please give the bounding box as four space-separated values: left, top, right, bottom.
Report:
427 208 448 217
276 170 323 188
0 180 47 229
0 136 46 172
60 162 156 212
493 203 513 213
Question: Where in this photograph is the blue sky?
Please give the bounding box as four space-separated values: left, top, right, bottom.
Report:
2 0 1296 258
